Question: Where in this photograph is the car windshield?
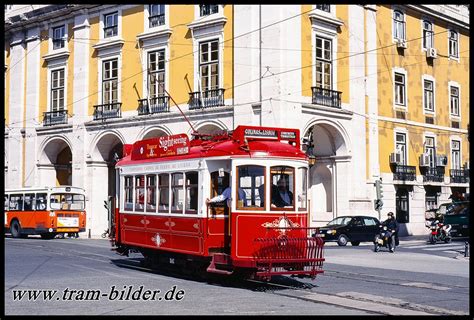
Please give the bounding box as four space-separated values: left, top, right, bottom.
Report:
327 217 352 226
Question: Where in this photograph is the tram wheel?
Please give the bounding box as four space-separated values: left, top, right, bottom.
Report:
10 220 22 238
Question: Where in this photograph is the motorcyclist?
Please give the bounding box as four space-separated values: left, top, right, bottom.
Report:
382 212 399 252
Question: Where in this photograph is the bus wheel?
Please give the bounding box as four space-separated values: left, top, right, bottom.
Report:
40 233 56 240
10 220 22 238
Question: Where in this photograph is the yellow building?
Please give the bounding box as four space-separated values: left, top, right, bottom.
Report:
4 5 469 236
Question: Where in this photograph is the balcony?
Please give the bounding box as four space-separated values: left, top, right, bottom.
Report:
422 167 445 183
43 110 68 126
138 96 170 115
93 103 122 121
311 87 342 109
189 88 225 110
450 169 470 183
393 165 416 181
149 14 165 27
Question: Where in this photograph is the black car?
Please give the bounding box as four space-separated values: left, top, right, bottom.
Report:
316 216 381 246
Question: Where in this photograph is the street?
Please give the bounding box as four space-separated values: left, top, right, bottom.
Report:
4 236 469 316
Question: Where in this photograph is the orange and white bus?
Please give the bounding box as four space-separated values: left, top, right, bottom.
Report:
4 186 86 239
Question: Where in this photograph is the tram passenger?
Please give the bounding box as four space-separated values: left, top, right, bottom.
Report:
271 177 293 208
206 176 245 208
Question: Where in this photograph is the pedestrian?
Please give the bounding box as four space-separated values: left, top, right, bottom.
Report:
382 212 399 251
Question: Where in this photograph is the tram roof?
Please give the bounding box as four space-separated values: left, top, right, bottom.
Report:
116 126 307 167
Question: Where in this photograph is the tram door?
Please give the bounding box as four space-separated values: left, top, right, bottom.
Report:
209 171 231 253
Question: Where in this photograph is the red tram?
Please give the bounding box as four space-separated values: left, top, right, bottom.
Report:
111 126 324 280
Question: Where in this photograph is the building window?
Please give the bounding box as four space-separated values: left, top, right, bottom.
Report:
199 39 219 92
316 5 330 12
102 59 118 104
104 12 118 38
394 72 406 106
396 132 407 165
451 140 461 170
423 79 434 112
449 86 459 116
425 188 438 211
395 187 409 223
448 30 459 58
315 36 332 90
422 20 433 49
393 10 405 41
424 136 435 168
149 5 165 28
52 25 65 50
148 50 165 98
51 69 65 111
200 4 218 16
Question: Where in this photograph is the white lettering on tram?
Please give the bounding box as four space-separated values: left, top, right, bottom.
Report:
159 136 188 152
120 160 202 175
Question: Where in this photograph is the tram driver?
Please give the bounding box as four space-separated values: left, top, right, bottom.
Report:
206 175 246 208
271 177 293 208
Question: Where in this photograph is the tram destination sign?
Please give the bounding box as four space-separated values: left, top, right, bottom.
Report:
131 134 190 160
243 128 278 139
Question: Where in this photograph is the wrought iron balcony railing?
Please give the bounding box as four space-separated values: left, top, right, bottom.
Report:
393 165 416 181
138 96 170 115
311 87 342 109
93 102 122 121
149 14 165 27
104 25 118 38
450 169 470 183
43 110 68 126
189 88 225 110
422 167 445 182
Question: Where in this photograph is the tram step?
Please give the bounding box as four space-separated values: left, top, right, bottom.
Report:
206 253 233 275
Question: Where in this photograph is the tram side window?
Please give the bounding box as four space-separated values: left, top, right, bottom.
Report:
4 195 9 211
185 171 198 214
124 176 133 211
36 193 47 210
9 194 24 211
171 173 184 213
135 175 145 212
297 167 308 211
146 175 157 213
270 166 295 210
158 173 170 213
237 165 265 210
23 193 35 211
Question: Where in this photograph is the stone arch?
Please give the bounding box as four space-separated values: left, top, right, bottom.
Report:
303 119 351 224
89 130 125 163
138 125 172 140
38 135 73 186
189 120 228 135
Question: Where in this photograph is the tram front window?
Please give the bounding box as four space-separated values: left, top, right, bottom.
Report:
297 167 308 211
237 165 265 210
270 166 295 210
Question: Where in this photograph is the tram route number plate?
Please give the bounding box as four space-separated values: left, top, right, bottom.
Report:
57 217 79 227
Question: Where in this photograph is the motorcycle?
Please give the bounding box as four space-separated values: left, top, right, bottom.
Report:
374 225 397 253
427 220 452 244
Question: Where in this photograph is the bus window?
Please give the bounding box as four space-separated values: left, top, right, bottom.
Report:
135 175 145 212
124 176 133 211
237 165 265 210
70 194 85 210
185 171 198 214
146 175 157 213
270 166 295 210
158 174 170 213
297 167 308 211
4 194 9 211
9 194 23 211
36 193 47 210
171 173 184 213
24 194 35 211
